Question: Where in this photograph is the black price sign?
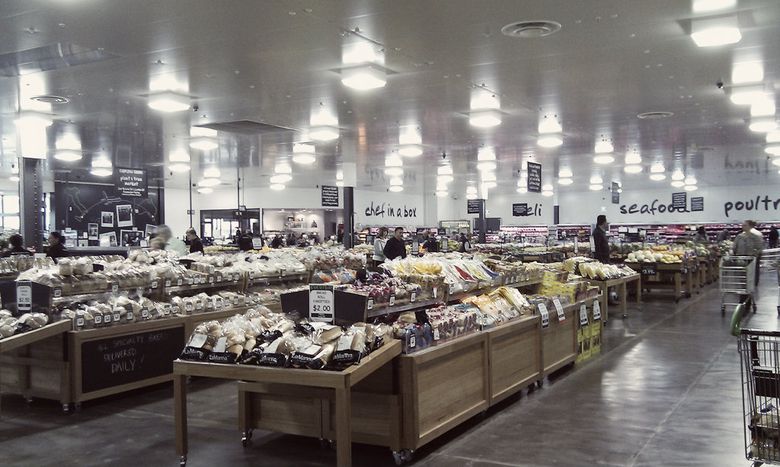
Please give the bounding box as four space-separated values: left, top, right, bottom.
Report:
115 167 147 197
611 182 620 204
641 263 657 276
527 162 542 193
691 196 704 212
672 192 687 210
81 326 185 393
512 203 528 217
321 185 339 207
467 198 484 214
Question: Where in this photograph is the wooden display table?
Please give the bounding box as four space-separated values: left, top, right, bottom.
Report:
485 315 541 405
587 274 641 321
624 262 692 302
173 340 402 467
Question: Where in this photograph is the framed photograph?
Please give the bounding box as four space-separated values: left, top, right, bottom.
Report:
62 230 78 248
120 229 143 246
87 223 99 240
145 224 157 237
99 231 117 247
116 204 133 228
101 211 114 227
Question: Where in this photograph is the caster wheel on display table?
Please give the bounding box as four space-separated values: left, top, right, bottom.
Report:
180 455 187 467
392 449 414 465
536 379 544 388
241 429 253 447
62 403 70 414
622 313 628 319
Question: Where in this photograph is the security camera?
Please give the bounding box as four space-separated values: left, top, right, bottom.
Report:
716 81 724 89
192 104 199 112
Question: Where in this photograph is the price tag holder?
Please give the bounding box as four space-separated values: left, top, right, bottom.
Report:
367 298 374 310
538 303 550 328
389 295 396 307
165 279 172 288
113 312 121 323
593 300 601 321
52 287 62 299
552 298 565 322
579 304 589 326
16 280 32 312
104 313 112 325
151 279 158 289
641 263 657 276
177 278 184 286
111 283 119 294
141 308 149 320
216 273 223 282
208 275 215 284
94 314 103 325
309 284 335 323
410 291 417 303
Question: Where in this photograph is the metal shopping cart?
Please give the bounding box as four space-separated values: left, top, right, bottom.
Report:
760 248 780 314
739 329 780 466
722 255 757 316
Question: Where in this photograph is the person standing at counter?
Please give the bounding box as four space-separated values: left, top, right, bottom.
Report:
2 234 32 257
373 227 388 265
694 226 708 243
186 228 204 254
592 215 610 264
270 235 283 248
422 232 439 253
383 227 407 260
45 231 68 260
458 233 472 253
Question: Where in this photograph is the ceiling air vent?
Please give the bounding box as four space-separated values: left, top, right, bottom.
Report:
31 95 69 104
501 21 562 38
637 111 674 120
198 120 296 135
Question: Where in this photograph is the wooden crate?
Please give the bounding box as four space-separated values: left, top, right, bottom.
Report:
541 306 577 376
398 332 489 450
485 315 541 405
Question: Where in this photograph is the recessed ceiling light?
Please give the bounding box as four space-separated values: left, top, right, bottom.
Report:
54 150 82 162
542 190 554 197
538 116 562 134
589 175 603 184
469 109 502 128
765 145 780 156
275 163 292 174
438 174 454 183
542 183 553 191
198 178 221 187
684 176 697 185
501 20 562 39
90 168 112 177
390 177 403 186
148 91 190 112
435 191 448 197
270 174 292 184
477 147 497 161
558 178 573 185
270 184 286 191
671 170 685 181
671 180 685 188
625 151 642 164
384 167 403 177
169 149 190 163
292 153 316 164
169 163 190 173
690 16 741 47
693 0 736 13
749 117 777 133
732 62 764 85
589 184 603 191
537 134 563 148
466 186 478 195
309 126 339 141
389 185 403 192
203 167 221 178
593 154 615 164
729 84 769 106
650 163 665 173
516 187 527 194
31 94 69 104
398 144 423 157
340 65 386 90
594 140 614 153
197 187 213 194
684 185 698 191
477 161 497 171
766 131 780 143
558 168 573 178
189 137 218 151
650 173 667 181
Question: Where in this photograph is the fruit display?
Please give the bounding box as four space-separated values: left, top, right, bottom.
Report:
392 304 481 353
310 268 357 284
577 263 638 281
719 240 734 256
180 306 391 369
344 271 423 307
625 249 684 263
0 310 49 339
289 246 366 271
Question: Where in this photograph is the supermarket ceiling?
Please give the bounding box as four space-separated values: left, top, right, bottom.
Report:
0 0 779 195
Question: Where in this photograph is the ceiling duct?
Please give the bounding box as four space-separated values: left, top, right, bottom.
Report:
0 43 118 77
198 120 296 135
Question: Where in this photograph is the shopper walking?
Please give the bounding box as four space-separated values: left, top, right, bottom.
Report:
45 231 68 260
694 226 708 243
769 226 779 249
2 234 32 257
186 228 204 254
717 228 730 243
592 215 610 264
383 227 407 260
458 233 472 253
373 227 388 265
733 220 764 286
422 232 439 253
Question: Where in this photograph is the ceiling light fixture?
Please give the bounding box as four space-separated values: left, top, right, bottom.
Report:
684 176 698 185
384 167 403 177
542 190 554 197
340 65 386 90
749 117 777 133
671 180 685 188
197 178 221 187
559 168 573 178
168 163 190 173
732 62 764 85
389 185 403 192
197 187 213 194
270 184 285 191
537 134 563 148
466 186 478 195
467 193 478 200
189 137 218 151
767 131 780 143
624 165 642 174
203 167 221 179
594 139 614 153
148 91 190 112
309 126 339 141
650 163 665 173
589 184 603 191
693 0 737 13
438 165 453 176
477 161 497 172
729 84 770 106
558 178 573 186
390 177 403 186
292 153 316 164
469 109 502 128
398 144 423 157
671 170 685 181
590 175 603 184
593 154 615 164
690 15 741 47
54 150 82 162
480 172 496 183
765 145 780 156
477 147 496 161
15 111 54 129
684 185 698 192
274 163 292 174
270 174 292 184
516 187 528 194
625 150 642 164
650 173 667 181
542 183 553 191
538 116 562 134
336 180 345 187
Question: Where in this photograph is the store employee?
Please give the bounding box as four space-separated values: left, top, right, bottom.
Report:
592 215 610 263
46 231 69 260
383 227 407 260
422 233 439 253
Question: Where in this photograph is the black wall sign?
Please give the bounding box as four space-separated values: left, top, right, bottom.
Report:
527 162 542 193
467 198 484 214
672 192 687 210
115 167 147 198
611 182 620 204
81 326 185 393
691 196 704 212
512 203 528 216
321 185 339 207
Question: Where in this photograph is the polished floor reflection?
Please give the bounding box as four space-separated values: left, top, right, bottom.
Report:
2 275 773 467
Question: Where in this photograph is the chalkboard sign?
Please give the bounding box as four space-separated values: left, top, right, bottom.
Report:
691 196 704 212
321 185 339 207
611 182 620 204
640 263 657 276
512 203 528 217
467 198 484 214
115 167 147 198
81 326 185 393
672 192 687 210
527 162 542 193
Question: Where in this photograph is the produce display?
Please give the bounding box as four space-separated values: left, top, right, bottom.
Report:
719 240 734 256
0 310 49 339
625 247 687 264
577 262 638 281
180 306 391 369
344 271 423 308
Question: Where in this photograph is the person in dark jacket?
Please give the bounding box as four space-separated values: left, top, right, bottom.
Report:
592 215 610 263
422 233 439 253
458 233 471 253
238 233 254 251
383 227 407 260
270 235 283 249
769 226 779 249
186 228 204 254
2 234 32 257
46 231 68 260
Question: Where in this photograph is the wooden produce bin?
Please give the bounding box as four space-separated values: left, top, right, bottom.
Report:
485 315 541 405
540 303 578 377
625 262 692 302
397 332 490 451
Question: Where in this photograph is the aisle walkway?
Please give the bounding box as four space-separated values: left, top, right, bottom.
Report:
1 276 776 467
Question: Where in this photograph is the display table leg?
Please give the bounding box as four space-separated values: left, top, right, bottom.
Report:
335 386 352 467
635 277 642 305
674 272 682 300
620 281 628 318
174 373 188 464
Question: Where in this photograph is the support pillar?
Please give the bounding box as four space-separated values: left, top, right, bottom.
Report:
20 158 44 251
343 186 354 248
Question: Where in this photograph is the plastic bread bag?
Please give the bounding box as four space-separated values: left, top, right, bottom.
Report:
246 334 295 367
288 334 320 368
0 316 18 338
331 327 368 368
306 342 335 370
310 322 343 345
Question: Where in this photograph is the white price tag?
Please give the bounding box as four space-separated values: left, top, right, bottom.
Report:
141 308 149 319
177 278 184 286
165 279 171 287
309 284 335 323
389 295 396 307
111 283 119 294
195 301 203 310
214 336 227 353
53 287 62 298
433 287 438 299
208 276 214 284
367 298 374 310
579 304 589 326
593 300 601 321
94 314 103 325
188 334 207 348
127 311 135 321
104 313 112 324
76 317 85 327
433 328 440 341
553 298 565 321
151 280 158 289
113 312 121 323
185 302 194 313
538 303 550 328
17 283 32 311
410 291 417 303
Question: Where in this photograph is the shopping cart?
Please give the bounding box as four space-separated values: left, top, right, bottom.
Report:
739 329 780 466
721 255 757 316
760 248 780 315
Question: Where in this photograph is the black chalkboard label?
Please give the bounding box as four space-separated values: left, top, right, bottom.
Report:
467 199 484 214
672 192 687 210
611 182 620 204
321 185 339 207
81 326 185 393
641 263 657 276
691 196 704 212
527 162 542 193
512 203 528 216
115 167 147 198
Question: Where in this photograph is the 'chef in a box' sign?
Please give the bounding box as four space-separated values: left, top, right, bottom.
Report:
363 201 418 219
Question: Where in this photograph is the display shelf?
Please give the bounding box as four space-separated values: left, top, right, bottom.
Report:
587 274 641 321
446 278 542 303
0 320 71 354
366 298 442 319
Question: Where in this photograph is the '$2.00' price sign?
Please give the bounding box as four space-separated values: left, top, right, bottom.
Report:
309 284 335 323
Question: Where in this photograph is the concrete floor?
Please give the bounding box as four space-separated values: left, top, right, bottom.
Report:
2 274 777 467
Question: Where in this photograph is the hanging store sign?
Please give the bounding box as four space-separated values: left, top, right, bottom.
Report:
611 182 620 204
672 192 687 210
321 185 339 207
527 162 542 193
691 197 704 212
115 167 147 198
512 203 528 217
467 199 484 214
